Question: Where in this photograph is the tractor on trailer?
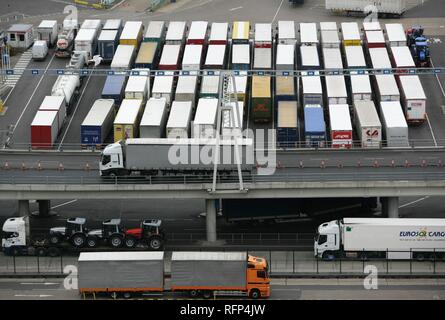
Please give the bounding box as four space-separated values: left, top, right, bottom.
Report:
78 251 270 299
314 218 445 260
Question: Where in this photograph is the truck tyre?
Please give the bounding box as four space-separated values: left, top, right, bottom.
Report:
202 291 213 299
124 236 137 248
86 237 98 248
49 235 60 245
47 247 60 257
71 234 86 248
123 292 132 299
36 247 47 256
322 251 335 261
110 234 123 248
415 253 425 262
189 290 199 298
149 236 163 250
249 289 261 299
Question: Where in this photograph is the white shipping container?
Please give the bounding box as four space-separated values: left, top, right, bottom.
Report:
301 72 323 106
353 100 381 148
74 28 97 58
114 99 143 126
120 21 143 43
375 75 400 101
200 75 220 97
379 101 409 147
365 30 385 47
385 23 406 47
320 22 337 31
166 101 193 138
326 75 348 105
399 75 427 122
140 98 168 138
300 23 318 45
232 44 250 66
222 101 244 139
125 74 150 100
326 0 407 15
193 98 218 138
103 19 122 31
145 21 165 40
38 96 66 128
187 21 208 44
253 47 272 70
276 44 295 71
209 22 229 44
391 46 416 68
228 72 248 100
175 75 198 105
278 21 296 44
159 44 181 69
204 45 226 68
341 22 361 44
111 45 136 70
81 99 115 144
152 73 175 105
166 21 187 43
363 21 381 31
31 110 59 144
350 73 372 102
255 23 272 45
329 104 353 148
321 30 340 48
182 45 203 70
300 45 320 68
344 46 366 68
323 48 343 69
80 19 101 31
369 47 392 69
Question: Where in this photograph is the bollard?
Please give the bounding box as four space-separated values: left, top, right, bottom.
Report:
21 162 26 170
4 161 10 170
58 162 64 171
373 160 379 168
37 161 42 171
391 159 395 168
276 160 283 169
320 160 326 169
299 160 304 168
405 160 410 168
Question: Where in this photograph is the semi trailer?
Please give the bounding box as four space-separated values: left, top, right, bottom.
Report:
326 0 407 18
315 218 445 260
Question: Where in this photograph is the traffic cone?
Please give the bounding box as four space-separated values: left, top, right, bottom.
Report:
58 162 64 171
276 160 283 169
320 160 326 169
299 160 304 168
405 160 410 168
85 162 90 171
37 161 42 171
373 160 379 168
21 162 26 170
421 159 427 167
4 161 10 170
391 159 395 168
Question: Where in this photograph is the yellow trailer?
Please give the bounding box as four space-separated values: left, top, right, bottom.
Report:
120 21 144 47
113 99 143 141
232 21 250 44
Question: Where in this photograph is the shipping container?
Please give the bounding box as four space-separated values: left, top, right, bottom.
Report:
204 44 226 69
125 72 150 101
276 44 295 73
304 105 326 147
329 104 353 149
363 21 381 32
222 101 244 139
232 21 250 44
323 48 343 70
277 101 299 148
135 42 159 69
187 21 208 44
251 76 272 122
139 98 168 138
254 23 272 48
390 46 416 70
325 75 348 105
374 75 400 102
81 99 115 146
353 100 381 148
144 21 166 42
341 22 361 46
37 20 58 47
103 19 122 31
80 19 102 31
120 21 143 47
159 44 181 70
398 75 427 124
193 98 218 138
200 75 220 98
350 73 372 102
166 101 193 138
98 29 119 62
113 99 143 141
209 22 229 45
299 45 320 70
38 96 66 130
74 28 98 59
102 75 127 104
344 46 366 69
278 20 296 45
379 101 409 147
301 72 323 106
275 76 296 105
320 22 337 31
369 47 392 69
253 47 272 70
175 74 198 106
31 110 59 149
326 1 407 17
232 44 250 70
385 23 406 47
365 30 385 48
165 21 187 44
152 72 175 106
299 23 318 45
182 44 203 70
321 30 340 48
110 45 136 70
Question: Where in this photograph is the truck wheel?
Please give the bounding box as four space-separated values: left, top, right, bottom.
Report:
149 236 163 250
110 235 123 248
49 235 60 245
47 247 60 257
124 236 137 248
202 291 213 299
415 253 425 262
36 247 47 256
189 290 199 298
322 251 335 261
249 289 261 299
86 237 98 248
71 234 86 248
123 292 132 299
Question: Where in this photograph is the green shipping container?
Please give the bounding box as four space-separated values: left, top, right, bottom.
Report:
251 76 272 122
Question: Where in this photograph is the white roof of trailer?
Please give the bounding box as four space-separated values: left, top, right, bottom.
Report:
98 29 118 41
121 21 143 40
103 19 122 30
375 75 400 96
329 104 352 130
278 20 296 40
232 44 250 64
232 21 250 40
363 22 381 31
301 73 322 94
82 99 115 126
255 23 272 42
354 101 381 127
145 21 165 38
152 74 174 93
320 22 337 31
159 44 181 66
385 23 406 42
350 74 372 93
321 30 340 44
31 110 58 126
343 218 445 226
253 47 272 69
341 22 361 41
278 101 298 128
345 46 366 68
209 22 228 42
366 30 385 44
205 44 226 66
399 75 426 100
201 75 219 93
228 72 248 93
125 74 149 92
323 48 343 69
300 23 318 44
300 45 319 67
276 44 294 66
166 21 186 41
40 96 65 109
194 98 218 124
167 101 192 127
80 19 101 30
114 99 142 124
38 20 57 29
79 251 164 261
7 24 33 32
172 251 247 261
140 98 167 126
176 75 197 93
111 45 135 67
75 28 96 41
380 101 408 128
188 21 208 41
182 45 203 65
391 46 416 68
369 48 392 69
326 75 347 98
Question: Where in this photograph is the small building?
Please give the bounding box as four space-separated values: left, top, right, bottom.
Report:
7 24 34 49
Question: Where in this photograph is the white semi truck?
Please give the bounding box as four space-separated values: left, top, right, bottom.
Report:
315 218 445 260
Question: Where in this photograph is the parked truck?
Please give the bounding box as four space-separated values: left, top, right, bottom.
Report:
326 0 407 18
166 101 193 138
119 21 143 47
328 104 353 149
36 20 58 47
158 44 181 70
139 98 168 138
277 20 296 45
78 251 270 299
353 100 382 148
51 74 81 114
113 99 143 141
101 75 127 104
204 44 227 69
379 100 409 147
182 44 203 70
144 21 166 43
110 45 136 71
187 21 208 45
98 29 120 62
315 218 445 260
81 99 115 147
151 72 175 106
251 76 272 123
304 105 326 147
175 74 198 106
276 101 298 148
209 22 229 45
74 28 99 60
135 42 159 69
193 98 218 139
398 75 427 124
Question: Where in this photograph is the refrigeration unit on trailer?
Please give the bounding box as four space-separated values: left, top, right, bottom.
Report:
187 21 208 45
204 44 226 69
31 110 60 149
390 46 416 71
353 100 381 148
385 23 406 47
159 44 181 70
277 20 296 45
232 21 250 44
363 21 381 32
322 47 343 70
320 22 337 31
314 218 445 260
110 45 136 71
275 76 297 105
175 74 198 106
251 76 272 123
182 44 203 70
120 21 143 47
299 45 320 70
325 0 407 17
276 44 295 74
81 99 115 146
102 75 127 104
398 75 427 124
152 72 175 106
166 101 193 138
304 105 326 147
228 72 249 104
37 20 58 47
125 72 150 101
379 101 409 147
350 73 372 103
254 23 272 48
277 101 298 148
341 22 361 46
200 75 220 99
329 104 353 148
135 42 159 69
344 46 366 69
232 44 251 70
139 98 168 138
193 98 218 138
365 30 386 48
253 47 272 71
144 21 166 43
98 29 119 62
222 101 244 139
375 75 400 102
103 19 122 31
369 47 392 69
299 23 318 46
321 30 340 48
113 99 143 142
300 72 323 107
74 28 98 60
165 21 187 44
38 96 66 130
209 22 229 45
325 75 348 105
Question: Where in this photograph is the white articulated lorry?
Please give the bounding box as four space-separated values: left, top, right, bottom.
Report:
315 218 445 260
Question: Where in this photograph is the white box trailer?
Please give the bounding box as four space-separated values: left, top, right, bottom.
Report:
125 72 150 101
139 98 168 138
152 72 175 106
353 100 381 148
315 218 445 260
326 75 348 105
365 30 386 48
375 75 400 102
329 104 353 149
299 45 320 70
200 75 220 98
253 47 272 70
209 22 228 44
37 20 58 47
222 101 244 139
74 28 98 59
299 23 318 45
320 22 337 31
38 96 66 130
278 21 296 45
322 48 343 70
204 44 226 69
321 30 340 48
326 0 407 16
344 46 366 69
31 110 60 148
301 72 323 106
182 44 203 70
175 74 198 106
254 23 272 48
379 101 409 147
385 23 406 47
111 45 136 70
81 19 102 31
232 21 250 44
166 101 193 138
369 47 392 69
350 73 372 102
341 22 361 46
390 46 416 69
276 44 295 72
144 21 166 42
363 21 381 31
187 21 208 45
120 21 143 47
166 21 187 44
193 98 218 138
398 75 427 124
232 44 250 70
159 44 181 70
103 19 122 31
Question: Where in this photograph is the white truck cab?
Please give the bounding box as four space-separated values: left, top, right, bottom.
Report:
2 217 28 253
100 141 124 176
314 219 341 258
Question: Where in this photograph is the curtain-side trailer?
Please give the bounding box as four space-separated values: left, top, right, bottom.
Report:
81 99 115 147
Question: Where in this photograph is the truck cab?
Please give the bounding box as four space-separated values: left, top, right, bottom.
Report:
100 142 124 176
2 217 28 255
314 219 341 259
246 255 270 298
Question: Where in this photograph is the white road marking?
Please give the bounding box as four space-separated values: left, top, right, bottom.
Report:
430 59 445 98
50 199 78 210
14 294 53 298
20 282 59 286
399 196 429 209
271 0 285 24
229 6 243 11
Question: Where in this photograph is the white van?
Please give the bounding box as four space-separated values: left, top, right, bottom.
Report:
32 40 48 60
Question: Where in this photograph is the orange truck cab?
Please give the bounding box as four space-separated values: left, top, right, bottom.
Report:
246 254 271 298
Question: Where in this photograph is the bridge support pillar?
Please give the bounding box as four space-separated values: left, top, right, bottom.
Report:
382 197 399 218
206 199 217 242
32 200 56 217
18 200 30 216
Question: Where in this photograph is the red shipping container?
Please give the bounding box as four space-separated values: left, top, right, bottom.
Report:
31 110 59 149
